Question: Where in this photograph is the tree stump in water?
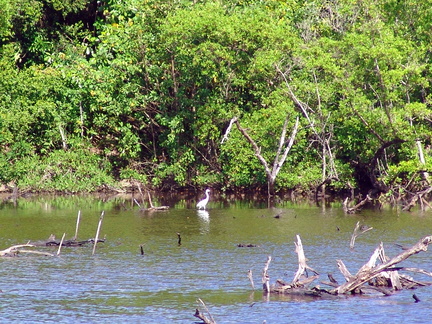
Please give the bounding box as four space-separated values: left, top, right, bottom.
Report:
261 235 432 297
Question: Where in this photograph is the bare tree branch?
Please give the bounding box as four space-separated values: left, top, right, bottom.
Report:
332 235 432 294
222 114 299 199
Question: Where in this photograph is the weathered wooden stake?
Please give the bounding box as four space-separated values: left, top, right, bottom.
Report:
177 232 182 246
292 235 318 284
140 244 144 255
73 210 81 241
57 233 66 256
248 269 255 290
92 211 104 255
262 256 272 293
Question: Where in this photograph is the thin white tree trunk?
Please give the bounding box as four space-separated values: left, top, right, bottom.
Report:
222 115 299 200
416 140 429 180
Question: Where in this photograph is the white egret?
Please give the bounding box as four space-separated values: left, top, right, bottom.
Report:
196 188 211 210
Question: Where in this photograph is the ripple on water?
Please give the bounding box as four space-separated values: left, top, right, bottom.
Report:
1 203 432 322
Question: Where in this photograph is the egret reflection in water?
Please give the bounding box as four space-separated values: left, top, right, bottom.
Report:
197 209 210 233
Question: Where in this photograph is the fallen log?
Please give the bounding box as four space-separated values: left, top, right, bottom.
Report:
343 195 372 214
0 244 54 257
402 186 432 211
134 186 169 211
33 234 106 247
331 235 432 294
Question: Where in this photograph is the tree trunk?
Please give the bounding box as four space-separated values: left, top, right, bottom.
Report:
222 116 299 205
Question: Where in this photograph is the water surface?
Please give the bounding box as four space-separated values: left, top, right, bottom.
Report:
0 196 431 323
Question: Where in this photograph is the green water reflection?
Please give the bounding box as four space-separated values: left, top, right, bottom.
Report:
0 195 431 323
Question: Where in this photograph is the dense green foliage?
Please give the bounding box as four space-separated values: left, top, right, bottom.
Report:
1 0 432 197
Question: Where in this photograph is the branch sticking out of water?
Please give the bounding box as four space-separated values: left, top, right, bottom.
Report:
262 255 272 293
194 298 216 324
333 235 432 294
248 269 255 290
57 233 66 256
292 235 319 284
73 210 81 241
343 195 372 214
350 221 373 249
92 211 104 256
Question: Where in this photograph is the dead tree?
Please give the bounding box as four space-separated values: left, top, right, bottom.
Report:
292 235 319 284
193 298 216 324
343 195 372 214
331 235 432 294
222 115 300 202
276 64 339 201
258 235 432 298
0 244 54 257
350 221 373 249
134 184 169 211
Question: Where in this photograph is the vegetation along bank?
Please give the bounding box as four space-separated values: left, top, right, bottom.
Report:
1 0 432 206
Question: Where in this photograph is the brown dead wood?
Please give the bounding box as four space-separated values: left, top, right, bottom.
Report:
403 186 432 211
260 234 432 299
343 195 372 214
331 235 432 294
134 186 169 211
194 298 216 324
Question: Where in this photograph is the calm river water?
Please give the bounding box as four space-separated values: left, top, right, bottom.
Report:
0 194 432 323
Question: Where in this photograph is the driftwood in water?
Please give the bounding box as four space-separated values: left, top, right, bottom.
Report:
73 210 81 241
262 256 272 293
31 210 106 249
57 233 66 256
343 195 372 214
292 235 319 284
92 211 104 255
264 235 325 297
193 298 216 324
261 235 432 297
33 234 106 247
237 243 258 247
402 186 432 211
134 186 169 211
248 269 255 290
331 236 432 294
350 221 373 249
0 244 54 257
